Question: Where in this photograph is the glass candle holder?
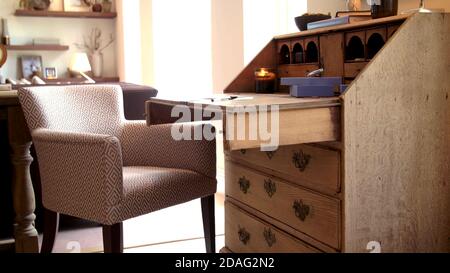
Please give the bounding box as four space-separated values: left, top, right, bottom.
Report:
369 0 398 19
255 68 277 93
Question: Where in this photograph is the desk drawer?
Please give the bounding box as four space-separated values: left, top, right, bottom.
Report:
223 105 340 151
344 62 368 78
225 201 320 253
226 161 340 249
229 144 340 194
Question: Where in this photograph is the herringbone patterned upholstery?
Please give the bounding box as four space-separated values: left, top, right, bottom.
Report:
18 85 216 225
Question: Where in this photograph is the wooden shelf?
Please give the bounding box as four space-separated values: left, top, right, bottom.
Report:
14 9 117 19
45 77 120 83
6 45 69 51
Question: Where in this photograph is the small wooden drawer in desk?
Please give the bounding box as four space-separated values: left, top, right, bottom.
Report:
228 144 341 195
225 201 321 253
344 61 368 78
226 161 341 249
277 64 320 78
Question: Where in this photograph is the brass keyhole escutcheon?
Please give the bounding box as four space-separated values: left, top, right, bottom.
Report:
264 179 276 198
238 176 250 194
265 151 276 160
263 228 276 247
238 227 250 245
293 200 310 221
292 150 311 172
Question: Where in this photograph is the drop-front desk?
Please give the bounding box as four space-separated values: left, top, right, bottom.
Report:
147 13 449 253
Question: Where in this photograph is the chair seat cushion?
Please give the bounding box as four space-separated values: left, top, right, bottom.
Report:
111 166 217 223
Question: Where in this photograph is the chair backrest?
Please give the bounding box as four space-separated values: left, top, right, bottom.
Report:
18 85 125 136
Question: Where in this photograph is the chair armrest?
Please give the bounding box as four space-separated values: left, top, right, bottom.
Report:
120 121 216 179
32 129 123 225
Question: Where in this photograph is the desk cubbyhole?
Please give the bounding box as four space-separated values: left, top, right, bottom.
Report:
279 44 291 65
305 41 319 63
292 43 304 64
345 36 365 62
366 33 385 59
367 33 386 59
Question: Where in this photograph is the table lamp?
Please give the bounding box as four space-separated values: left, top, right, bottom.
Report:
70 53 96 83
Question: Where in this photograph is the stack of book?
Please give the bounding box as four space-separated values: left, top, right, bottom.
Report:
307 10 372 30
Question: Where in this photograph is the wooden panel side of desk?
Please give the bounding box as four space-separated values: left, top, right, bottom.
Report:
342 13 450 253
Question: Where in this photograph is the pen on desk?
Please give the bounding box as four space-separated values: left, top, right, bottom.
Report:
210 96 239 102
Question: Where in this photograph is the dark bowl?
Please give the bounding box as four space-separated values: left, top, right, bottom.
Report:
295 14 332 31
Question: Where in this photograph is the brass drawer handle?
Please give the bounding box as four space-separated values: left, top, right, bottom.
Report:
238 227 250 245
238 176 250 194
264 179 276 198
240 149 247 155
263 228 276 247
265 151 276 160
292 150 311 172
293 200 310 221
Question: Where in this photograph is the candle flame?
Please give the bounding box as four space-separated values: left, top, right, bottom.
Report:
257 68 269 77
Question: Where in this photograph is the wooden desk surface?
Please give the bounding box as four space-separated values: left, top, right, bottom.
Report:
0 91 19 106
150 93 341 112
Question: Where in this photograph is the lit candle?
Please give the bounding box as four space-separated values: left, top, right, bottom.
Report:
255 68 277 93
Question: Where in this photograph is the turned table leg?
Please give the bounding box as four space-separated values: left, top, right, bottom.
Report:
8 106 39 253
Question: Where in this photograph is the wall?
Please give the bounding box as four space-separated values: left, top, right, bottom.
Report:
140 0 154 86
0 0 117 81
212 0 244 93
307 0 349 15
398 0 450 11
116 0 142 84
307 0 450 15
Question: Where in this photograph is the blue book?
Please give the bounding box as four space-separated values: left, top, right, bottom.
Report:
307 15 371 30
280 77 342 97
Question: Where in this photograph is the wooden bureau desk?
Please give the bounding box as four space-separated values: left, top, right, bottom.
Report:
147 13 449 252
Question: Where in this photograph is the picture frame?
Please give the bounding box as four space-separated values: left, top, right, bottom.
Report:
20 55 43 79
63 0 92 12
44 67 58 79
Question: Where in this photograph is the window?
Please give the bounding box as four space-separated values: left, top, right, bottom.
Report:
152 0 212 97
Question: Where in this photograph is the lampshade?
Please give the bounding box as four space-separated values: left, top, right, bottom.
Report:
70 53 92 73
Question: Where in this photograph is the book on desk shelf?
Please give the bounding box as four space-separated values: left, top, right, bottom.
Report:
336 10 372 17
307 14 372 30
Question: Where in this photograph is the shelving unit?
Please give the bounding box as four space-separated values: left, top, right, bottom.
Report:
6 45 69 51
45 77 120 83
14 9 117 19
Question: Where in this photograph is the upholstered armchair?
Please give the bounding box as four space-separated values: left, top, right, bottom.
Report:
18 85 217 253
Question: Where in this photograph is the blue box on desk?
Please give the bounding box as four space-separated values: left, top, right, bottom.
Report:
280 77 342 97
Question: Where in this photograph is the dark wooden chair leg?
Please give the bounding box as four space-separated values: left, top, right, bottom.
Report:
40 208 59 253
201 195 215 253
102 222 123 253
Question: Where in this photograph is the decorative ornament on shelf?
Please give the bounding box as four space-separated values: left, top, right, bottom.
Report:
26 0 52 11
1 18 11 46
74 28 114 77
102 0 112 13
346 0 362 11
92 3 102 12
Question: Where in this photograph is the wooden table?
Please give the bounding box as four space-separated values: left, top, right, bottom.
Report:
0 91 39 253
